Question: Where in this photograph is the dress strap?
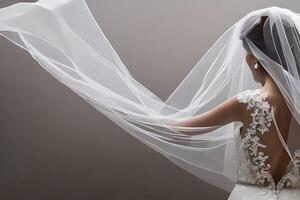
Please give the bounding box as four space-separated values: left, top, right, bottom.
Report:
270 106 297 168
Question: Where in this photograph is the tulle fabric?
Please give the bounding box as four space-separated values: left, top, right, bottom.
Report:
228 184 300 200
0 0 299 192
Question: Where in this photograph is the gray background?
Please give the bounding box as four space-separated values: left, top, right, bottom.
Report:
0 0 299 200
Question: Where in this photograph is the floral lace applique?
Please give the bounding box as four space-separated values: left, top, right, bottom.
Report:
235 89 300 194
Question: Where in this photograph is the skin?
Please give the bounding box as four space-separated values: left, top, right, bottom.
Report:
171 52 293 184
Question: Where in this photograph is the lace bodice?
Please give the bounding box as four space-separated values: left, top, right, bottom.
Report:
234 88 300 195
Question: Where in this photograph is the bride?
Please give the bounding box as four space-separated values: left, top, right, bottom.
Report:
0 0 300 199
171 15 300 199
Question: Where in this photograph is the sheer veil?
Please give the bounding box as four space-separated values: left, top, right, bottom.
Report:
0 0 300 192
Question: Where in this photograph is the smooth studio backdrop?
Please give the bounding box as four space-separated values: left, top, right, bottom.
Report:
0 1 300 200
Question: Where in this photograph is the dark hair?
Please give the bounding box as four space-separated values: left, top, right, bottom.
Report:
241 16 268 71
241 16 268 55
240 15 300 76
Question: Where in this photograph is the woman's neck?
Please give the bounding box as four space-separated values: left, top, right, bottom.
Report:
261 75 280 95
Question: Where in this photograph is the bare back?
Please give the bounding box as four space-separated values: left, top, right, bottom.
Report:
237 88 292 185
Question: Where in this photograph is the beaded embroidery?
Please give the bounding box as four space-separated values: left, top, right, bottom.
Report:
235 88 300 194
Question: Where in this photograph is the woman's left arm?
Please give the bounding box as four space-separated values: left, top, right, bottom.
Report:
172 95 244 128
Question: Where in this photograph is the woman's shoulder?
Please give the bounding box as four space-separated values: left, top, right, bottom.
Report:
236 88 269 107
236 88 280 105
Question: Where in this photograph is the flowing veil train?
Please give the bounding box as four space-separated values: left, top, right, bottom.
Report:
0 0 300 194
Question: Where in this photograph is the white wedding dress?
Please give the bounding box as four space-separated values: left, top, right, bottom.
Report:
1 1 300 198
228 88 300 200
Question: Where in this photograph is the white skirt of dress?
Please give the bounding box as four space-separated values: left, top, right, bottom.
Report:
228 183 300 200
